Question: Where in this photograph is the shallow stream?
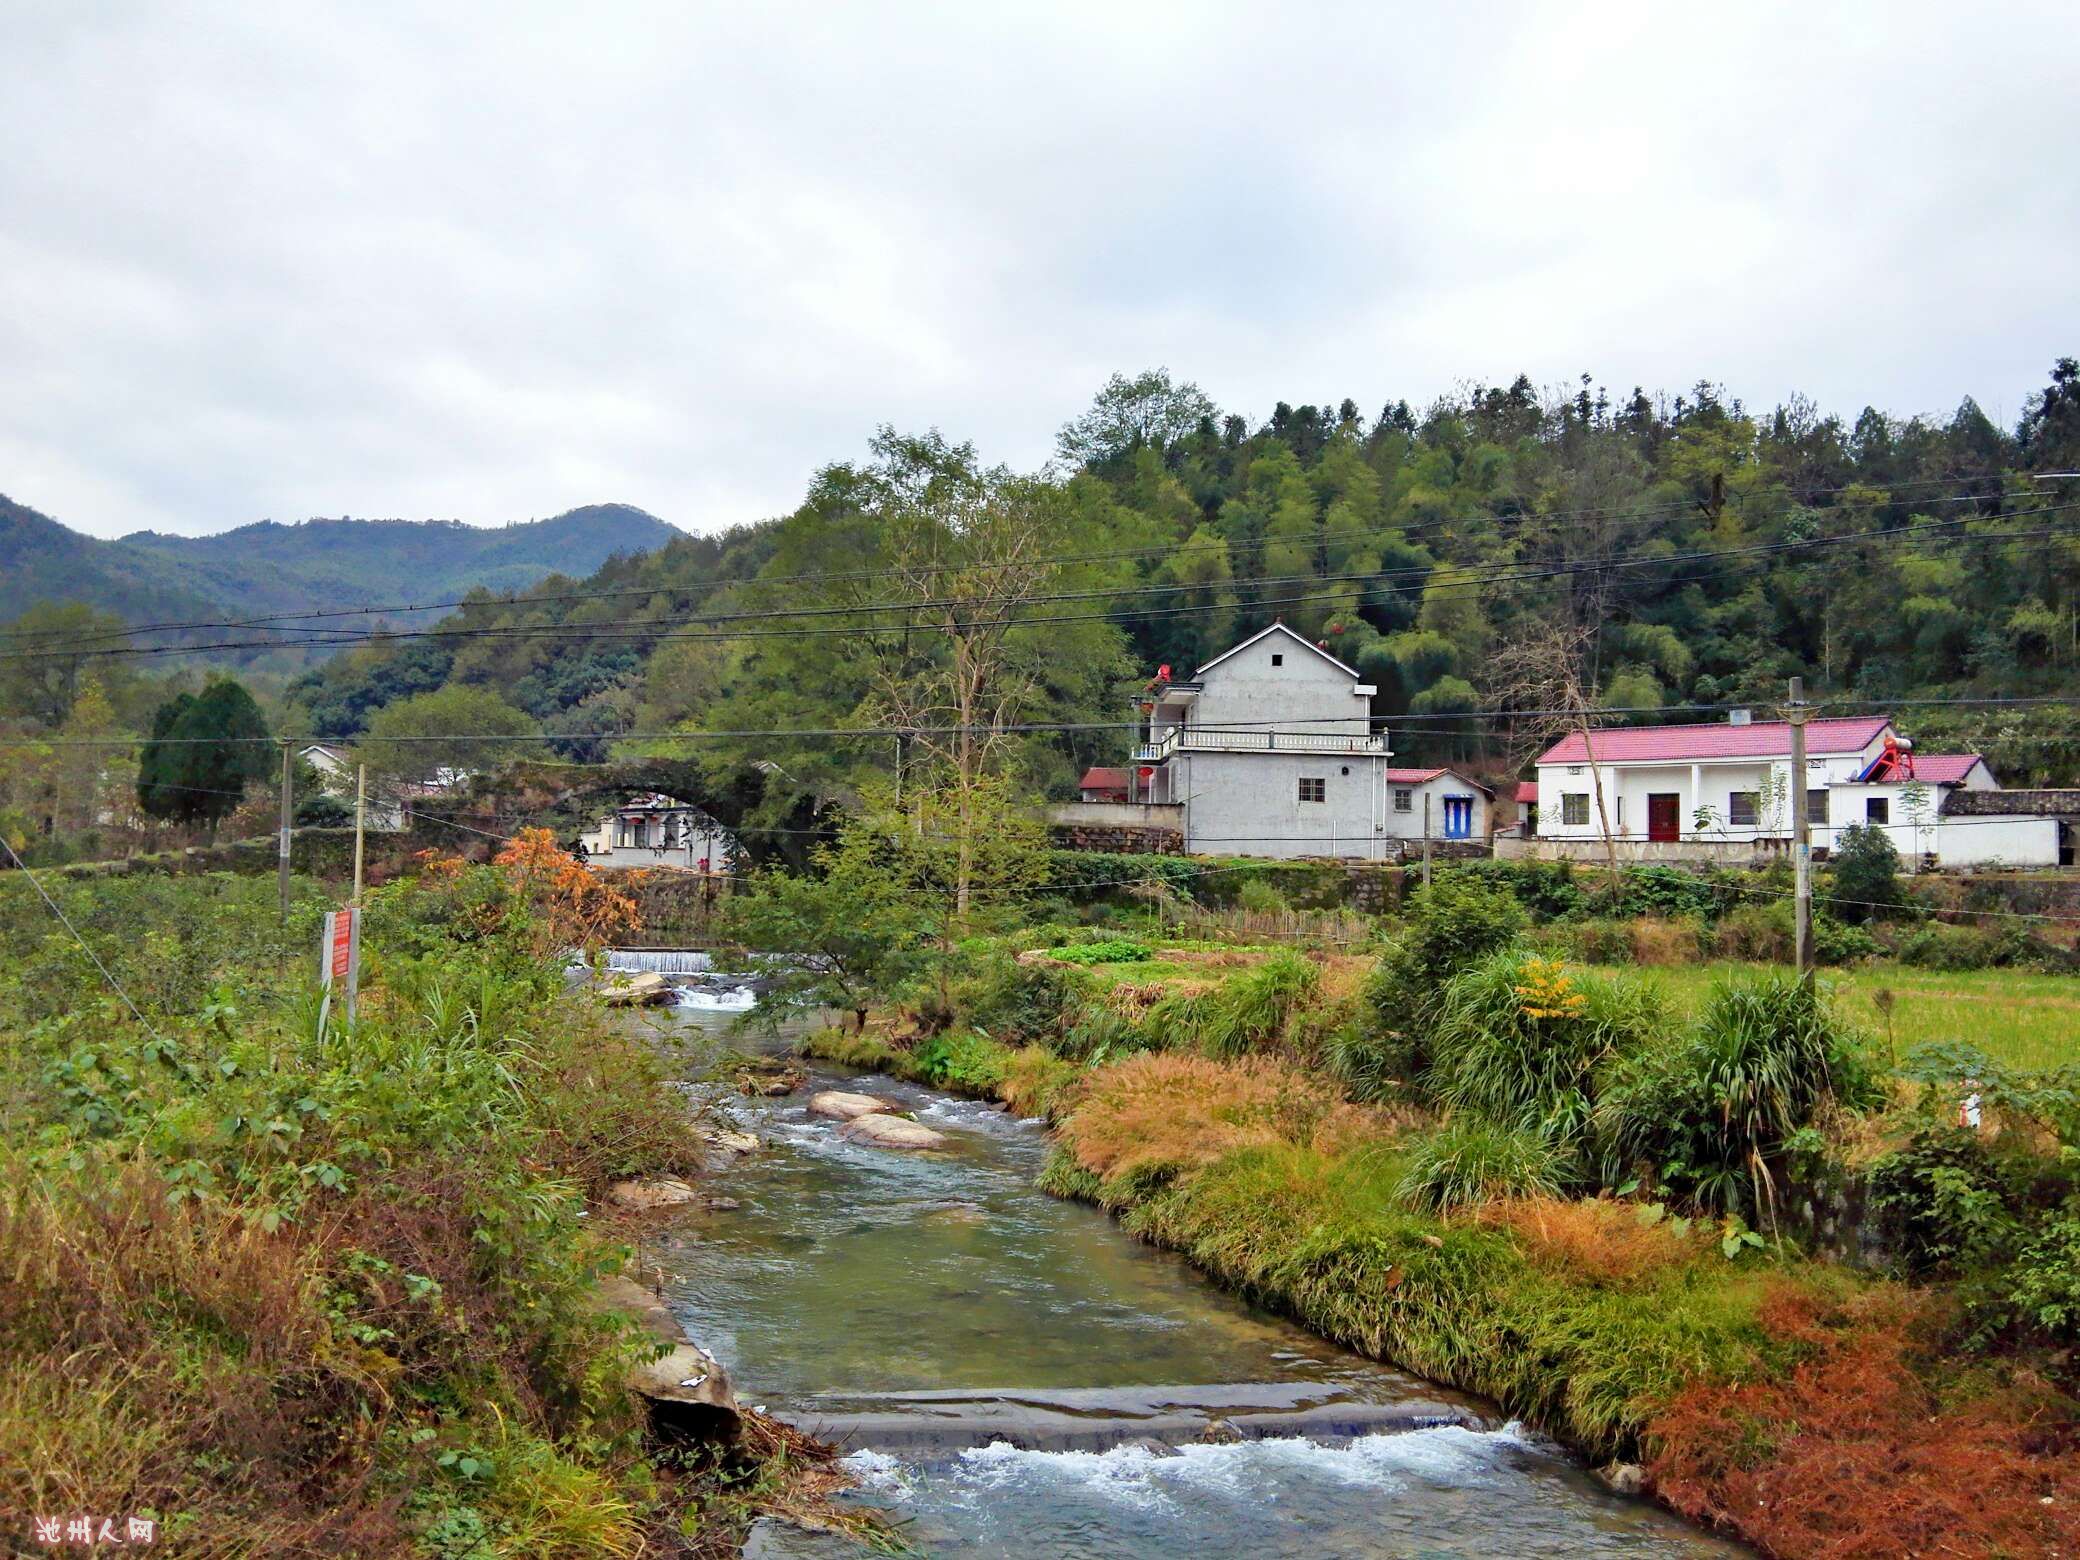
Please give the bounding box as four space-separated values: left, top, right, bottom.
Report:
647 1006 1745 1558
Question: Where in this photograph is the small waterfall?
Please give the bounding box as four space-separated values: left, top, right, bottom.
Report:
606 948 715 975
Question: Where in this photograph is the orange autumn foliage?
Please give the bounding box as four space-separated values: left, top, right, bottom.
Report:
492 828 643 952
1476 1196 1701 1286
1648 1286 2080 1558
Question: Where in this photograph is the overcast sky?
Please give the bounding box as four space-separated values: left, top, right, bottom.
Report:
4 3 2076 539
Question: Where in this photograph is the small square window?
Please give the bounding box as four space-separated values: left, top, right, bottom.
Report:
1806 789 1829 824
1298 777 1326 803
1562 793 1589 826
1270 653 1283 666
1393 788 1413 812
1866 797 1890 825
1728 792 1759 827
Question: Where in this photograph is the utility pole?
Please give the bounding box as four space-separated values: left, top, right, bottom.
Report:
352 763 367 908
277 739 294 924
1421 793 1433 887
1789 676 1813 977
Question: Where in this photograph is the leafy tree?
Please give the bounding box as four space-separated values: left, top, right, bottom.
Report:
1828 823 1906 923
356 684 537 786
719 813 932 1032
1056 369 1217 466
136 679 273 830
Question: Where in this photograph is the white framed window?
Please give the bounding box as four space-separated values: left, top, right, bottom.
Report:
1393 787 1413 812
1298 776 1326 803
1562 792 1589 826
1728 792 1759 827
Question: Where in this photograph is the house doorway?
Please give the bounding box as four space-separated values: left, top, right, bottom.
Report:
1647 793 1680 843
1442 796 1474 839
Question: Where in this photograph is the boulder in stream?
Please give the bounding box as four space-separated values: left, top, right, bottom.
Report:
593 1274 741 1440
606 1177 701 1212
838 1113 948 1151
701 1124 761 1156
809 1090 898 1121
599 970 674 1007
1597 1461 1647 1496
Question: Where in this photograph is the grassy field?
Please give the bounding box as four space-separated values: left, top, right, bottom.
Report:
1590 961 2080 1072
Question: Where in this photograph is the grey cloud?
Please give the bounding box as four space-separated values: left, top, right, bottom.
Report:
2 1 2074 538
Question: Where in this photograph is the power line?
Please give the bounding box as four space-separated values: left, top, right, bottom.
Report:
2 478 2050 655
0 835 173 1037
12 506 2074 664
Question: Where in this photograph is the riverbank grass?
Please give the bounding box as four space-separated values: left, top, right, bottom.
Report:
0 860 854 1556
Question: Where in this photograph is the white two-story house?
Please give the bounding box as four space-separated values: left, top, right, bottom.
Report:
1087 623 1489 859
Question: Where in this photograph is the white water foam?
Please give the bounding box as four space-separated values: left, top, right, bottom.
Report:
840 1448 917 1500
676 986 757 1012
949 1421 1539 1509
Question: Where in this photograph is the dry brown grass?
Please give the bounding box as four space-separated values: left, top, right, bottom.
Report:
1102 978 1216 1018
1057 1052 1402 1186
0 1170 415 1556
1475 1196 1703 1286
1627 917 1704 965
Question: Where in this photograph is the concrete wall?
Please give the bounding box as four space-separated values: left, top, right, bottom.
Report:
1936 816 2063 869
1046 802 1187 855
1176 749 1391 859
1496 834 1788 866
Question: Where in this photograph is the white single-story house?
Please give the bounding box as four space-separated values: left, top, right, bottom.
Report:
1380 766 1494 842
1530 714 2063 867
299 742 405 830
577 793 736 873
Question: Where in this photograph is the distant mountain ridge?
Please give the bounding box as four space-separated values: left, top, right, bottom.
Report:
0 496 681 625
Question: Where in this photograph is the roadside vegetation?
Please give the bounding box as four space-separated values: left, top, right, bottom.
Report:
757 815 2080 1558
0 842 855 1558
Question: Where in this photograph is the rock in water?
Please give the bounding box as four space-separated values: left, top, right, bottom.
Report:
593 1275 740 1440
808 1090 898 1121
1196 1417 1244 1445
600 970 672 1007
701 1125 761 1156
1597 1461 1647 1496
838 1113 948 1151
606 1177 701 1211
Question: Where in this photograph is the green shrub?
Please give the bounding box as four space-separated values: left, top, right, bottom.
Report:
1340 876 1526 1099
1234 877 1292 914
1827 824 1907 922
1044 938 1153 965
1714 902 1793 962
1198 952 1320 1059
1425 950 1663 1148
1594 865 1733 923
1561 918 1636 964
1868 1129 2022 1277
1058 1003 1151 1064
1397 1118 1567 1213
1894 921 2002 970
1452 860 1586 921
909 1029 1013 1095
1812 914 1881 965
963 956 1076 1040
1600 975 1879 1218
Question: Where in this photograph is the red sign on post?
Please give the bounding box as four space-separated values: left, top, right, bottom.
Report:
320 906 361 1027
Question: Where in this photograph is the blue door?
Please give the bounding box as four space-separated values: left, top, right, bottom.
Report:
1442 796 1473 839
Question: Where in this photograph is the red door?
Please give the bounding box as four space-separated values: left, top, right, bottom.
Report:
1647 793 1680 843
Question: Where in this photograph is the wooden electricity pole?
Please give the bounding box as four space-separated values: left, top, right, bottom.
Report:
1788 676 1813 977
277 739 294 924
1421 792 1433 886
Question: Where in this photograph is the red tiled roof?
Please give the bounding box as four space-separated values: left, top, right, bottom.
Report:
1516 781 1540 803
1079 767 1129 789
1383 767 1446 783
1898 753 1986 785
1537 716 1891 766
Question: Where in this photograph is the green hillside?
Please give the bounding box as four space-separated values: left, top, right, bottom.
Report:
0 496 680 624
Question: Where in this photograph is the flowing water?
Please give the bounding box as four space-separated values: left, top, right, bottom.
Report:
647 1012 1746 1559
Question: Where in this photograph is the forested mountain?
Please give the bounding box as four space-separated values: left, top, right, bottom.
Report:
262 360 2080 810
0 496 679 624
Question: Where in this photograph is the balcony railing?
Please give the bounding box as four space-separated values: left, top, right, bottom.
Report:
1135 727 1387 761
